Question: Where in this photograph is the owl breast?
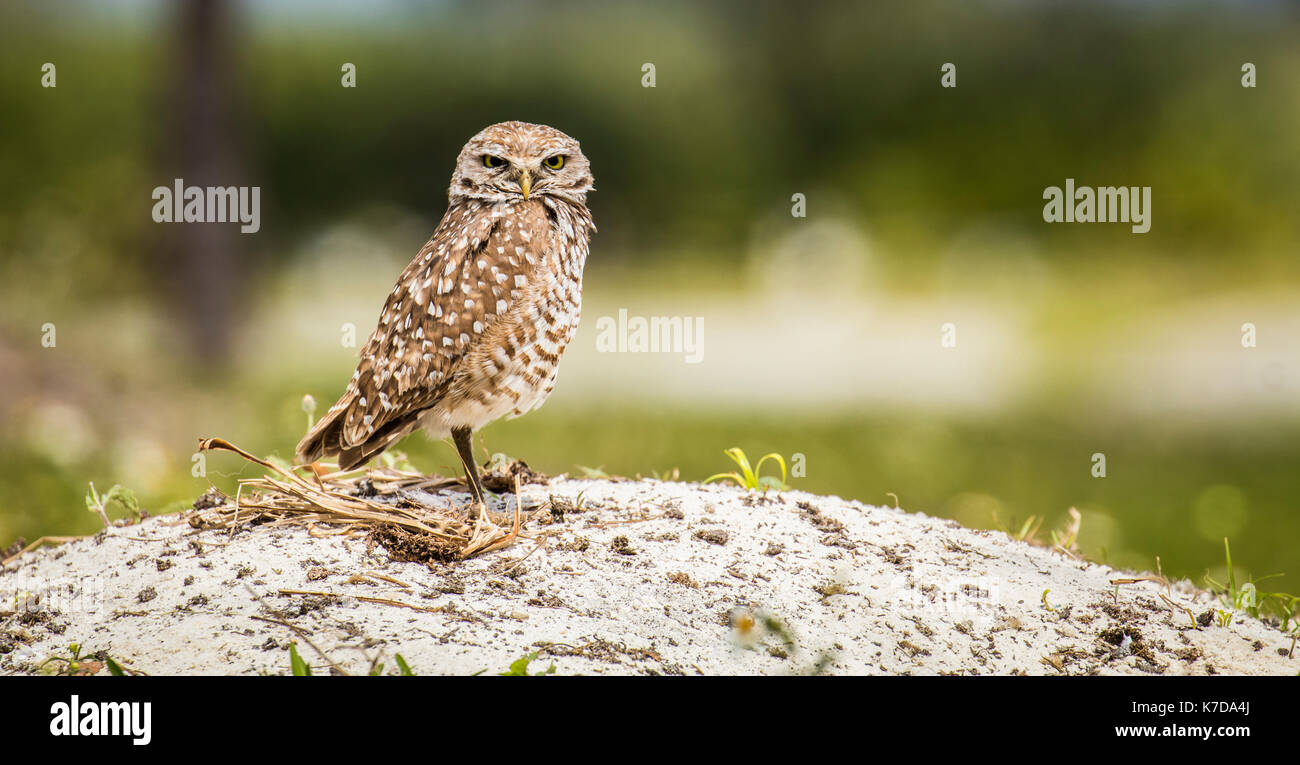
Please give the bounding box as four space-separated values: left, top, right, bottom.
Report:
417 196 591 438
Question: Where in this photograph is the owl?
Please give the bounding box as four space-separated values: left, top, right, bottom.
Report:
297 121 596 518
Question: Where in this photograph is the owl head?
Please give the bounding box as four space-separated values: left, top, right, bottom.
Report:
449 121 594 205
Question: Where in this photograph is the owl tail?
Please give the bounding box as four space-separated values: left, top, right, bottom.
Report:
296 393 418 472
295 403 345 466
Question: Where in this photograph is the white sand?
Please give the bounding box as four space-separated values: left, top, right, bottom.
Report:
1 478 1294 675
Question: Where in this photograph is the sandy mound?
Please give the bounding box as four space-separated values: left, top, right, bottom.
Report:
2 477 1294 675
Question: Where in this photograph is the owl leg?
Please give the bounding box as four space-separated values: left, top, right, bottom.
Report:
452 426 488 520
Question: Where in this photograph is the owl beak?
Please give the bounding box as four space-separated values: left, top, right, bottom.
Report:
518 168 532 200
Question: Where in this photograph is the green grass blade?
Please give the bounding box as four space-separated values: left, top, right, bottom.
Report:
1224 537 1236 601
289 643 311 676
395 654 414 676
728 448 758 487
104 656 125 676
755 452 788 490
704 471 744 486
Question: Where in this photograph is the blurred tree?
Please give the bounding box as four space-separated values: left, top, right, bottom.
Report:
154 0 246 362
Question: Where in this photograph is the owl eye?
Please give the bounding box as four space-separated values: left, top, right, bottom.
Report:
543 155 566 170
483 155 506 169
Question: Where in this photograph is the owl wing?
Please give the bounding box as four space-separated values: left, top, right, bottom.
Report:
296 199 553 469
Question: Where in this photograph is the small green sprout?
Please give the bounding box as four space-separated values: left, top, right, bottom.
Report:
369 653 415 676
499 652 556 676
704 448 788 492
38 643 126 676
85 483 140 526
575 464 610 479
1202 537 1299 629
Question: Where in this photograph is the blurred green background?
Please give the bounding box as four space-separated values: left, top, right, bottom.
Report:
1 0 1297 593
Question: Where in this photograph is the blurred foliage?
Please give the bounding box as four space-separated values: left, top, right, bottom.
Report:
3 0 1298 294
0 1 1298 593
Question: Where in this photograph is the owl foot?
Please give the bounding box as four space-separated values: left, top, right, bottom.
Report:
452 425 490 520
467 498 489 522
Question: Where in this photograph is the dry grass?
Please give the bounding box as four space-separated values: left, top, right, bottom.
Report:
190 437 522 560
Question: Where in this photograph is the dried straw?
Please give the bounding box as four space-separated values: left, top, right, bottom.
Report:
189 437 521 560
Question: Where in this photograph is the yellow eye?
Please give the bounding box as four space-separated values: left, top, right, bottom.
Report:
543 155 565 170
483 155 505 168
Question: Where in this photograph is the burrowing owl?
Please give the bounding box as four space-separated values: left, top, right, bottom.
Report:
297 121 595 516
